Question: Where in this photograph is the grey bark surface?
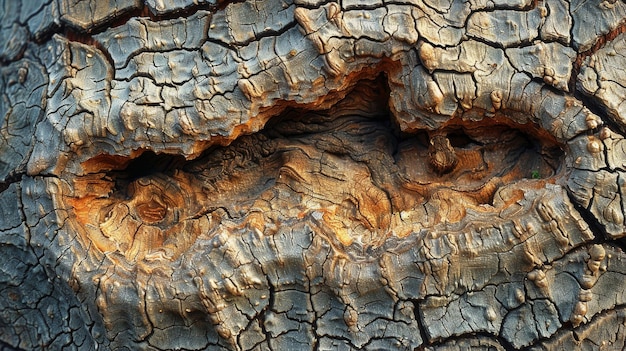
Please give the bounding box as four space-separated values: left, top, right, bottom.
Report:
1 0 626 350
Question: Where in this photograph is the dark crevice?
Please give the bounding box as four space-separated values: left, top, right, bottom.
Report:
575 89 626 136
62 26 116 72
64 0 239 36
413 330 518 351
231 20 299 47
565 190 608 244
105 150 186 197
59 3 298 74
410 300 431 349
519 304 626 350
258 281 276 349
570 19 626 93
0 338 22 351
7 0 248 68
339 1 390 11
205 37 239 53
0 173 23 194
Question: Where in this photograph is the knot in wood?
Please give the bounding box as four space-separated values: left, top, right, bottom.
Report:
128 177 170 224
428 134 457 174
136 197 168 223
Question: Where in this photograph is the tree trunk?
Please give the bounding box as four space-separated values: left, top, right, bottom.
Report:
1 0 626 350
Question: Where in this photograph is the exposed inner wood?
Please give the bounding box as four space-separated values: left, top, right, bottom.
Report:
72 80 564 262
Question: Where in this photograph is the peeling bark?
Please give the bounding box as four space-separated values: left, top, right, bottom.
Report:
1 0 626 350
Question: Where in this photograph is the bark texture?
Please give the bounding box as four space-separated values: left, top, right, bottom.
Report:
1 0 626 350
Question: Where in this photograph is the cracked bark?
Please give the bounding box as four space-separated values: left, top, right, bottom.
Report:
1 0 626 350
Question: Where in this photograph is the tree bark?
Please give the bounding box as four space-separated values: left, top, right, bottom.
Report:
1 0 626 350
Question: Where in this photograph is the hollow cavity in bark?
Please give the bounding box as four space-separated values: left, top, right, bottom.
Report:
72 79 564 263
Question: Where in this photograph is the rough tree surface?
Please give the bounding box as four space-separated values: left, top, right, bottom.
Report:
1 0 626 350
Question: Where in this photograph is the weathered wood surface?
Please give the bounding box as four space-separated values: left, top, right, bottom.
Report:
1 0 626 350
